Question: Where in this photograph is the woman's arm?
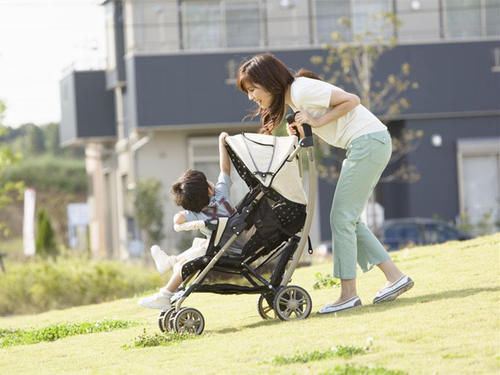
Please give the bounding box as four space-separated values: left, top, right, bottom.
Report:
294 87 360 128
219 132 231 176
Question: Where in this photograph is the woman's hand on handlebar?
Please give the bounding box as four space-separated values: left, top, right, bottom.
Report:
286 122 304 138
294 111 319 128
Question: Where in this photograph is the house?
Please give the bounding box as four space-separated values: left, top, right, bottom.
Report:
60 0 500 259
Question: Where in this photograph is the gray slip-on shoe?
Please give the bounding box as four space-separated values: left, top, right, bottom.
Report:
318 296 362 314
373 275 414 304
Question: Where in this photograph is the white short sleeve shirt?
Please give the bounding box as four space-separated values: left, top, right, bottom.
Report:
290 77 386 149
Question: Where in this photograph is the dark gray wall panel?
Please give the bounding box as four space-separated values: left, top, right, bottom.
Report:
130 41 500 129
74 71 116 138
60 70 116 145
402 116 500 220
375 41 500 115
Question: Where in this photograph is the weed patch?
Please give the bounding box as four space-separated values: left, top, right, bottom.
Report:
0 319 136 347
319 364 406 375
123 329 201 349
272 345 366 365
313 272 340 289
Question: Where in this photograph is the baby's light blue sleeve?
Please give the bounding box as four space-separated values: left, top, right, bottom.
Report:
182 210 204 223
215 172 231 201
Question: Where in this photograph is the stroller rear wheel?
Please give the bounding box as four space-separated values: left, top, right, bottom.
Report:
273 285 312 321
158 307 176 332
173 307 205 335
257 294 277 320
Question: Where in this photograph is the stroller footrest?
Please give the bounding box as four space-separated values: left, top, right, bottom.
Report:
193 284 269 295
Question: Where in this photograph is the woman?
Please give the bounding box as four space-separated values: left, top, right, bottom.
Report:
237 53 413 314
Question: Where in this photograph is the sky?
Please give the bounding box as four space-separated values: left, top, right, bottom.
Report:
0 0 106 127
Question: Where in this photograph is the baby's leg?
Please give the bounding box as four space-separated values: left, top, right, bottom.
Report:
151 245 177 274
175 239 208 264
164 263 184 293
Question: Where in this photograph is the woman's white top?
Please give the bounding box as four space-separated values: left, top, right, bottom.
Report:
290 77 386 149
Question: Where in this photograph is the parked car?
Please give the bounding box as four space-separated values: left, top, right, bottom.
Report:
380 217 474 251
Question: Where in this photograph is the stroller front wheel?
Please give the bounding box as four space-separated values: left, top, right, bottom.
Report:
173 307 205 335
273 285 312 321
158 307 176 332
257 294 277 320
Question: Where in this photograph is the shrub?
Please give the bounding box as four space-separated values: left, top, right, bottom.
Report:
35 208 58 259
135 178 165 249
0 155 86 193
313 272 340 289
0 258 164 315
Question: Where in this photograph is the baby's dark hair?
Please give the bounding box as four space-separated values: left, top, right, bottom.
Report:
171 169 210 213
295 68 320 80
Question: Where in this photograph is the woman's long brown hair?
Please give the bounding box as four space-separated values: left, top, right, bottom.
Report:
237 54 293 134
237 54 320 134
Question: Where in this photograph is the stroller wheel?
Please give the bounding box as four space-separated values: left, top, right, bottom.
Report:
273 285 312 321
257 295 277 320
158 307 175 332
173 307 205 335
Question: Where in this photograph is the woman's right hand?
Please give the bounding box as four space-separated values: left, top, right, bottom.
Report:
286 122 304 138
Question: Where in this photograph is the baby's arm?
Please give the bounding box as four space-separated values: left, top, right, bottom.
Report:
173 212 187 226
219 132 230 176
173 211 205 232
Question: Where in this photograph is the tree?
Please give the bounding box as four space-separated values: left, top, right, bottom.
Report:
42 123 60 156
25 123 45 156
311 12 422 185
35 208 58 259
134 179 165 252
0 100 24 237
310 13 423 229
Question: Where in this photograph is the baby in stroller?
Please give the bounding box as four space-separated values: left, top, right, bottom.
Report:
138 132 242 309
143 128 317 334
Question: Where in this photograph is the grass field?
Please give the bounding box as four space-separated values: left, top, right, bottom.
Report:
0 234 499 374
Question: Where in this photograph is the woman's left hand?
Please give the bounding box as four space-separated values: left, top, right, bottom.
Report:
294 111 319 127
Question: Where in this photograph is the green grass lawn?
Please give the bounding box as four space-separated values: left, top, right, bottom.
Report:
1 234 499 374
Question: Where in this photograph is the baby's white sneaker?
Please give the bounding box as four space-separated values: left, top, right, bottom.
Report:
138 291 173 310
150 245 176 274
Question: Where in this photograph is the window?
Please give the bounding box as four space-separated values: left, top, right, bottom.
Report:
351 0 391 37
315 0 351 43
188 136 249 205
485 0 500 36
315 0 391 44
183 0 261 50
225 2 261 48
457 138 500 232
445 0 500 38
445 0 482 38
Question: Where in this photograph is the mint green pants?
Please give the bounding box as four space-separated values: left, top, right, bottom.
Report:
331 130 392 279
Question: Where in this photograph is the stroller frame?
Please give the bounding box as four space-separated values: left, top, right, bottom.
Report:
159 126 317 334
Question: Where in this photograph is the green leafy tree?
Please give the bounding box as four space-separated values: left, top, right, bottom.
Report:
42 123 60 156
0 100 24 237
25 124 45 156
35 208 58 259
311 12 422 185
134 179 165 251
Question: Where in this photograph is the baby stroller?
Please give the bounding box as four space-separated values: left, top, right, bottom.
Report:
158 120 317 335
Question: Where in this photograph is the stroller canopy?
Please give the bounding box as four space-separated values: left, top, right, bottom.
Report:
226 133 307 205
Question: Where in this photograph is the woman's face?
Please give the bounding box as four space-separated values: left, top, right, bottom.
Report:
246 83 273 109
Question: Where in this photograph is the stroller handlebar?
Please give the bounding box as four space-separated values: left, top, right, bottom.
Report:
286 112 314 147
